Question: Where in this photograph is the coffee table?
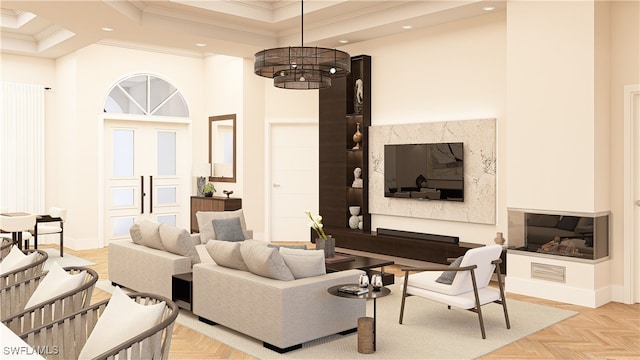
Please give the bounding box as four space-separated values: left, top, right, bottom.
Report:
325 253 395 285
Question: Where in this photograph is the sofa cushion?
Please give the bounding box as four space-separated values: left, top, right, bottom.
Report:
130 220 165 250
435 256 463 285
211 217 245 242
78 286 165 360
205 240 248 271
240 242 294 281
0 246 38 276
24 262 86 309
159 224 200 265
279 248 326 279
196 209 248 243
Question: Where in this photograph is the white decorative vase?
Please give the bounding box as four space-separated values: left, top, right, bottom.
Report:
349 216 359 229
348 206 360 230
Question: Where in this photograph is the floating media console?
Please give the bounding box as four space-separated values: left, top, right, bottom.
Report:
376 228 459 244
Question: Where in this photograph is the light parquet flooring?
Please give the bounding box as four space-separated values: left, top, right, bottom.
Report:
46 244 639 359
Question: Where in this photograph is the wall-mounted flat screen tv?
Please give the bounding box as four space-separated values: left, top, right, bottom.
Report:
384 142 464 201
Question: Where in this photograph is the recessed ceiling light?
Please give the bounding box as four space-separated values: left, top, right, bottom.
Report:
101 26 114 32
402 25 413 30
195 43 207 47
339 40 349 44
482 6 495 11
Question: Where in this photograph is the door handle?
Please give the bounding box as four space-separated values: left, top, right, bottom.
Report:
273 183 281 188
149 176 153 214
140 176 145 214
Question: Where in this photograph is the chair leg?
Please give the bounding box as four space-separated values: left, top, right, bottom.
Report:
470 269 486 339
494 259 511 329
59 230 64 257
399 272 410 324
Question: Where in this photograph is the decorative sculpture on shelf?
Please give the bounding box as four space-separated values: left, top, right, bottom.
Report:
352 123 362 149
223 190 233 198
349 206 360 229
354 78 363 114
352 167 363 188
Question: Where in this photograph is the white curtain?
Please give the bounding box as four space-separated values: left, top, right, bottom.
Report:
0 82 45 213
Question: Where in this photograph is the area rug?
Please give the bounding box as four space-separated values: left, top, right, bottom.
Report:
42 248 95 271
96 280 577 359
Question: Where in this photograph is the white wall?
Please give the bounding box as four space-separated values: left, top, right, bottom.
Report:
342 11 507 244
506 1 604 213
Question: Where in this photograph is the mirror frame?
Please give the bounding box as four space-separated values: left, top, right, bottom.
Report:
209 114 236 183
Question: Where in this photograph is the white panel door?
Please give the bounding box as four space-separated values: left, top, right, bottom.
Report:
270 123 319 242
104 120 188 243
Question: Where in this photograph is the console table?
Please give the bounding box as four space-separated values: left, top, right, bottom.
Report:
190 196 242 233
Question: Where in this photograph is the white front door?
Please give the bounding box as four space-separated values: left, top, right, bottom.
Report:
104 120 188 243
269 123 319 242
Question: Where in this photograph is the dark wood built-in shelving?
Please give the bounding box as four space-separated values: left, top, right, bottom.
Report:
317 55 482 266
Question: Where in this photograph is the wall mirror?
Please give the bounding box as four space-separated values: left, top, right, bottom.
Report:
209 114 236 183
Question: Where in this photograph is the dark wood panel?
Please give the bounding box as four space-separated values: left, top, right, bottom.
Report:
328 226 483 265
190 196 242 233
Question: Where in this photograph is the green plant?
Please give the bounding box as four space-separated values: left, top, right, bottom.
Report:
203 183 216 194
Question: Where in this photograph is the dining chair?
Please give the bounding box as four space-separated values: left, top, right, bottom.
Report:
0 214 36 250
32 207 66 257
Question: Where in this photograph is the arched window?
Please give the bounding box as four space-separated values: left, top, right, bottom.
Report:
104 74 189 117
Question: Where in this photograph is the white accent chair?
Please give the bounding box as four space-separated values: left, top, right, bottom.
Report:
20 292 179 360
398 244 510 339
0 213 36 250
0 248 48 288
32 207 66 257
1 266 98 331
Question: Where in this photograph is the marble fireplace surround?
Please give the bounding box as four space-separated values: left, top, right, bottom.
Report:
369 118 496 224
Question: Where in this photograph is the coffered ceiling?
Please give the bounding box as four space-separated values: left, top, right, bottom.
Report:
1 1 505 59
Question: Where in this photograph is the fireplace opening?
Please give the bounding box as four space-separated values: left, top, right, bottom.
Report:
508 210 609 261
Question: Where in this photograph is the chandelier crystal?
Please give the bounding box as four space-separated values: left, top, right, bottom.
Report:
254 1 351 89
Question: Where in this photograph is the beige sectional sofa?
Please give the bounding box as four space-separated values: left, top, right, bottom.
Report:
193 262 365 352
108 212 366 353
109 240 193 299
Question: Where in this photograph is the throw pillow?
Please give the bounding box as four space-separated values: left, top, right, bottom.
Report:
0 246 38 276
138 220 165 250
24 262 87 309
240 242 294 281
196 209 249 242
279 248 326 279
211 217 245 242
435 256 464 285
205 240 248 271
267 243 308 250
129 223 143 245
195 244 214 264
78 287 166 360
158 224 201 265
